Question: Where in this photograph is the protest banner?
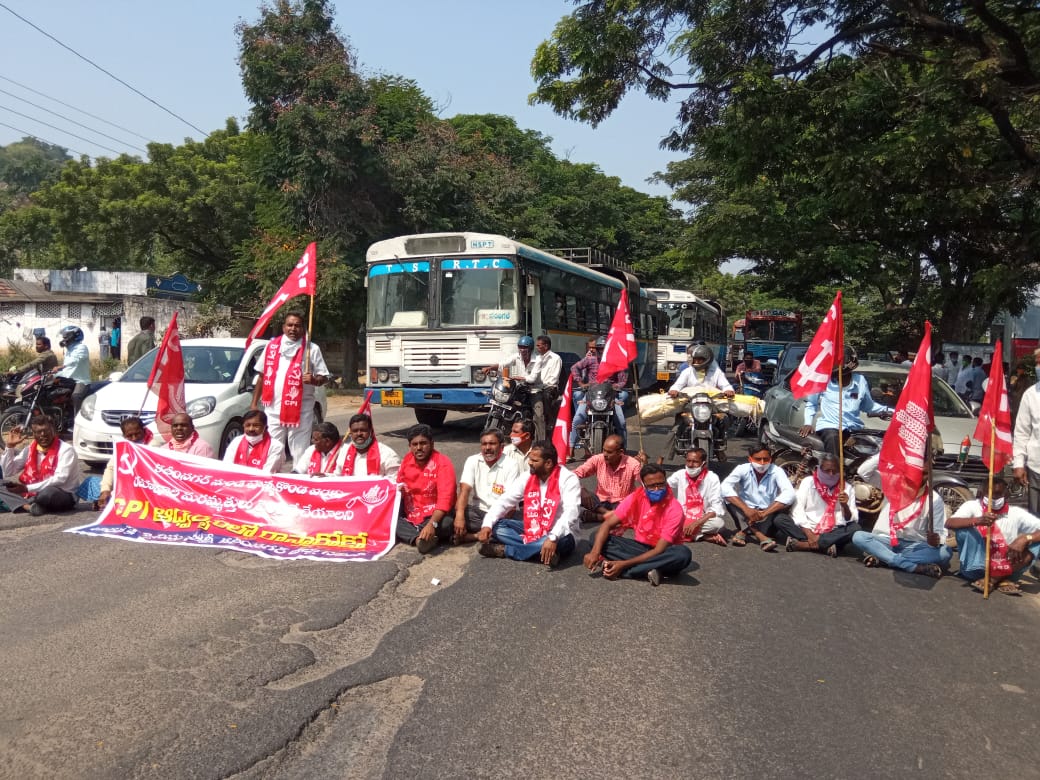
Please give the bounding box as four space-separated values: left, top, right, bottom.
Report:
68 442 400 562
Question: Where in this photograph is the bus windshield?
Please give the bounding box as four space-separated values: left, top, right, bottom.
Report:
659 303 696 337
772 321 800 342
368 262 430 328
440 259 518 327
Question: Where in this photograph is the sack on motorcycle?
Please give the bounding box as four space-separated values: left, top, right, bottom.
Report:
638 393 688 423
730 394 765 419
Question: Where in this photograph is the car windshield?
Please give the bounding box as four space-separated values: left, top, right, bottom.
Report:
120 346 246 384
860 369 972 418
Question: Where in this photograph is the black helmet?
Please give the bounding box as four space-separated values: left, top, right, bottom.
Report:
688 344 714 366
831 346 858 374
594 336 606 350
517 336 534 349
58 325 84 348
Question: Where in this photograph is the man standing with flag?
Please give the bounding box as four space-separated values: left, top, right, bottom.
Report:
1013 348 1040 515
250 311 330 471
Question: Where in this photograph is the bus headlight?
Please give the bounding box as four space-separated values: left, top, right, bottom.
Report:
472 368 487 383
667 362 678 371
377 369 389 383
388 369 400 383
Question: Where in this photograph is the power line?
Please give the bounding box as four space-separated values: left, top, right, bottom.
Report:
0 73 152 141
0 87 148 153
0 2 206 136
0 119 86 157
0 103 124 156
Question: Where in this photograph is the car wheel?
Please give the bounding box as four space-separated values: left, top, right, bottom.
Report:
218 419 244 459
937 484 974 516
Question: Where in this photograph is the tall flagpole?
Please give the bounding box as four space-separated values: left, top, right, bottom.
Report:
631 358 644 455
983 425 996 600
837 362 844 483
304 294 315 376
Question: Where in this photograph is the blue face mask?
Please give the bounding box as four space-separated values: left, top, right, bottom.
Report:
645 487 667 503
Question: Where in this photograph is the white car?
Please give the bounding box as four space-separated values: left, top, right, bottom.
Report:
73 338 327 464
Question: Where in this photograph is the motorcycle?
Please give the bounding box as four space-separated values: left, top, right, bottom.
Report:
483 372 531 434
0 370 26 413
732 370 770 437
0 370 77 440
572 381 620 455
672 390 729 462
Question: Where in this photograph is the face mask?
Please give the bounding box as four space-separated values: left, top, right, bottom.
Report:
353 436 373 451
751 462 770 475
989 497 1006 511
816 469 840 488
645 487 667 503
510 436 523 446
245 433 264 445
686 466 704 478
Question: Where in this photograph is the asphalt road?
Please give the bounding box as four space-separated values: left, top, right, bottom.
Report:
1 398 1038 779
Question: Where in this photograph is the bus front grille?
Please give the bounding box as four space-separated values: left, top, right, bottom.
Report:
402 341 467 373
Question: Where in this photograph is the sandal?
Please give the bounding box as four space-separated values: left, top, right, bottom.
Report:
731 532 747 548
863 555 881 568
703 533 728 547
997 580 1022 595
759 539 778 552
915 564 943 579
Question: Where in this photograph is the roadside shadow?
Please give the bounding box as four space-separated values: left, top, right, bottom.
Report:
891 570 942 591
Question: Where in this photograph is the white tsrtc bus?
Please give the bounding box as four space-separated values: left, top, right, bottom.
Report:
646 288 727 386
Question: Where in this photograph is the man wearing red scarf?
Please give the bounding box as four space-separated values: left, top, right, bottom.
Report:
338 413 400 478
294 422 343 476
250 312 330 472
776 453 862 557
478 441 580 566
166 414 215 458
395 425 457 554
947 478 1040 595
221 409 285 473
0 417 81 515
667 447 727 544
583 463 692 586
96 415 159 509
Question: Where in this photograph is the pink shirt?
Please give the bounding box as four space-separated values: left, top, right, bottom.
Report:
166 434 215 459
572 453 641 503
614 490 684 547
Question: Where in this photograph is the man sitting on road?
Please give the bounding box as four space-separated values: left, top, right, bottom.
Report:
95 416 159 509
721 444 796 551
668 447 727 545
165 413 215 458
222 409 286 473
294 422 342 476
502 419 535 472
946 478 1040 595
584 463 693 586
0 416 81 515
776 453 861 557
337 412 400 478
478 441 579 567
454 428 521 545
571 434 642 522
396 424 457 555
668 345 735 399
851 476 949 579
798 346 892 458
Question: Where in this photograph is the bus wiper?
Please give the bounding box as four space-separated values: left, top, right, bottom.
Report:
389 259 428 287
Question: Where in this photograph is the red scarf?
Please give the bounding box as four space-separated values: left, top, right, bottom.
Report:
888 492 929 547
168 431 199 452
340 440 382 476
681 470 707 541
397 452 445 526
234 432 272 470
630 489 675 546
522 467 562 543
812 470 843 534
139 429 154 445
307 441 341 476
260 336 306 427
978 498 1013 578
20 438 60 495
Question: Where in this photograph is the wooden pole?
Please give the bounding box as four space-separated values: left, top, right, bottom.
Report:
304 294 315 376
983 426 996 599
837 362 844 483
631 360 643 455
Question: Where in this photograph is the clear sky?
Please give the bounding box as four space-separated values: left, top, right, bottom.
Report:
0 0 683 197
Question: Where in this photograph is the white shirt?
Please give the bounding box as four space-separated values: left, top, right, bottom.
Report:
265 338 329 422
1013 384 1040 471
857 453 882 488
1 438 81 494
460 453 522 512
502 352 536 381
932 363 949 383
792 476 859 531
872 490 946 543
222 434 286 473
333 441 400 478
57 343 92 383
667 468 725 519
952 500 1040 539
502 443 532 473
670 363 733 395
482 467 582 539
530 350 563 391
293 443 341 475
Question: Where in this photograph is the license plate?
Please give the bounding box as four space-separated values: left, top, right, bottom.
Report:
381 389 403 406
656 371 670 381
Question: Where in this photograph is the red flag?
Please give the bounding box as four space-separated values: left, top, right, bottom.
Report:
145 312 186 442
246 242 317 345
597 289 636 381
879 322 933 514
973 341 1012 472
552 375 574 461
357 389 373 418
790 291 844 399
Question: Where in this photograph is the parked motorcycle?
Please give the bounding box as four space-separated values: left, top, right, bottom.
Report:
0 370 77 440
572 381 620 455
732 370 769 438
0 370 26 413
672 390 729 462
484 372 531 434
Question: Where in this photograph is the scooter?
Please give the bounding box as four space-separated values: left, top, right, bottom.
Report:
483 372 531 434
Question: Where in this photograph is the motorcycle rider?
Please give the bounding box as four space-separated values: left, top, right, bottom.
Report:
569 336 628 455
798 346 893 458
54 325 92 418
9 336 58 376
486 336 537 381
667 345 735 398
734 351 762 383
528 335 563 441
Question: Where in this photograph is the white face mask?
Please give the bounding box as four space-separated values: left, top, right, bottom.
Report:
751 462 770 475
510 436 522 446
686 466 704 478
989 497 1006 511
245 433 264 445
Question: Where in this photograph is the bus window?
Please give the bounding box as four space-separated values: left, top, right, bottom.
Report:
565 296 578 330
368 263 430 328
